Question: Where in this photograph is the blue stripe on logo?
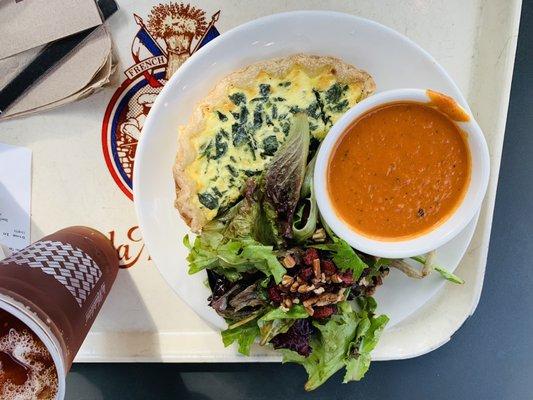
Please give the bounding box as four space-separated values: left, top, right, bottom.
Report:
196 26 220 51
136 28 164 57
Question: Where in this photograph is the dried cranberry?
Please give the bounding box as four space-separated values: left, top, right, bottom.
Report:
313 305 337 319
268 285 282 303
321 260 337 275
303 248 319 266
340 272 354 285
299 267 313 281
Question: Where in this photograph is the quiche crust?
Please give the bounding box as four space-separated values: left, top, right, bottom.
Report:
174 54 375 232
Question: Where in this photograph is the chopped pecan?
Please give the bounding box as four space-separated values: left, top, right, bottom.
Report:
312 258 321 278
312 228 326 242
281 275 294 287
282 255 296 268
313 287 325 295
282 297 293 309
304 305 315 316
290 281 300 292
314 292 340 307
303 297 318 308
297 284 315 293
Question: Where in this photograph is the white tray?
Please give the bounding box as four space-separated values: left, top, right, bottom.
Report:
0 0 521 362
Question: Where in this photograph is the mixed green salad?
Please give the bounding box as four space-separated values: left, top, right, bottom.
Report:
184 114 463 390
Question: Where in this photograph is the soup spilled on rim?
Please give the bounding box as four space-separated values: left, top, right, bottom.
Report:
328 101 471 240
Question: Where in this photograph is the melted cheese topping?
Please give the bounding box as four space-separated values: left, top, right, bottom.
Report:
186 66 365 220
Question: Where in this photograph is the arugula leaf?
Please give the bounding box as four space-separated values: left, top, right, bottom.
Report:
434 266 465 284
411 255 464 284
374 257 392 269
221 319 260 356
312 239 368 280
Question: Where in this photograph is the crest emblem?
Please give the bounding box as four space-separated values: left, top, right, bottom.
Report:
102 3 220 199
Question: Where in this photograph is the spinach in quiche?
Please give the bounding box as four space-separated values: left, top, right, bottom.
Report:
174 55 375 231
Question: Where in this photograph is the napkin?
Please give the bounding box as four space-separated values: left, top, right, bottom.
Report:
0 0 116 120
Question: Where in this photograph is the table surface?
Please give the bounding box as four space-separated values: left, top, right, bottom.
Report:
65 2 532 399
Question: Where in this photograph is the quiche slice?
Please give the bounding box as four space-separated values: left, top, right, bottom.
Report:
174 54 375 232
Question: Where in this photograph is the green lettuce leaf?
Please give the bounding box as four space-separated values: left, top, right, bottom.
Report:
184 181 286 283
259 305 309 321
224 196 259 239
281 300 389 391
343 353 371 382
281 302 357 391
258 318 294 346
257 305 309 345
221 319 260 356
185 234 286 283
292 155 318 242
254 201 284 247
343 314 388 382
312 238 368 280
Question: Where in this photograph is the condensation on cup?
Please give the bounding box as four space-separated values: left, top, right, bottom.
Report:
0 227 119 399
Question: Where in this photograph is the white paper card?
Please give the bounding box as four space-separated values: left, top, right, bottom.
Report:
0 143 32 251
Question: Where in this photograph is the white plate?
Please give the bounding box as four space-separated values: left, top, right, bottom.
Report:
134 11 478 331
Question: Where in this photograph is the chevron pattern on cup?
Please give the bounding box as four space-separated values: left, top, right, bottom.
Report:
0 240 102 307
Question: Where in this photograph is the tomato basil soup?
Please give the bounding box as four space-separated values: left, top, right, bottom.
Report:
327 102 471 240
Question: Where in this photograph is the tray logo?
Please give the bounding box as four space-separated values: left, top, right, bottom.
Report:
102 3 220 200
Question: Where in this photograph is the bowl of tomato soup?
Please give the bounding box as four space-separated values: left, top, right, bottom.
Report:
315 89 490 258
